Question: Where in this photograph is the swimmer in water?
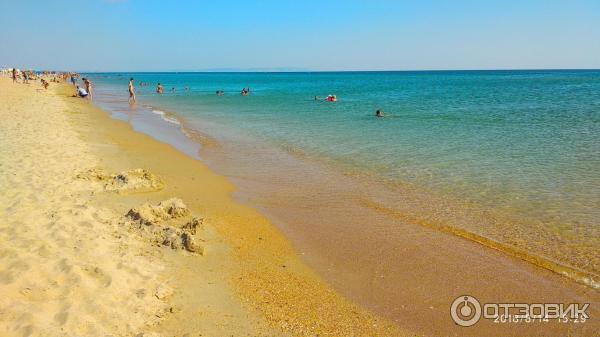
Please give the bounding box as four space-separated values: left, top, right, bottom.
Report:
376 110 383 117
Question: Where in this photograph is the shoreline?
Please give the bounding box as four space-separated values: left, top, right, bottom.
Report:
0 77 406 336
1 76 598 336
69 81 410 336
87 72 600 291
86 77 600 336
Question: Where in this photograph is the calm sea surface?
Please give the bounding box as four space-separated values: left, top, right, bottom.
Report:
86 70 600 287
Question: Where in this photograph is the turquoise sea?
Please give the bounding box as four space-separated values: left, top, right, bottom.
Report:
85 70 600 287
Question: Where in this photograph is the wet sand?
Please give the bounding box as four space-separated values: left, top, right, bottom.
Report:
191 125 600 337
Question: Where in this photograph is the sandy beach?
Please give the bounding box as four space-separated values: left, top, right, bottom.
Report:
0 78 412 336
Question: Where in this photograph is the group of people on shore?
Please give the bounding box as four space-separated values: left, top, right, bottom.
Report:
70 74 93 100
5 68 80 94
9 68 38 84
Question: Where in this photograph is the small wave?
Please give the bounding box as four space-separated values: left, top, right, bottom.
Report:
162 115 181 125
147 107 180 125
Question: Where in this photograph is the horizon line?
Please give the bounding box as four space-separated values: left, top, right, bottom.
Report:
72 67 600 74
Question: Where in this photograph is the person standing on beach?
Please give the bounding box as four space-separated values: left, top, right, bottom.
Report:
128 78 136 103
70 74 76 86
83 78 93 100
12 68 18 83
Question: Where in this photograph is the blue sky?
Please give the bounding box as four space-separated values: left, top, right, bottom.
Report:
1 0 599 71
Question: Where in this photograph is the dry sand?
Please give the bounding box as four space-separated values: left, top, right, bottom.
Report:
0 78 411 336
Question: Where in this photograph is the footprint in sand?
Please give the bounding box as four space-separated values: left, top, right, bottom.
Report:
0 270 15 284
135 288 147 299
19 325 34 337
82 265 112 288
34 244 52 258
0 247 18 260
0 261 30 284
53 304 71 326
55 258 73 273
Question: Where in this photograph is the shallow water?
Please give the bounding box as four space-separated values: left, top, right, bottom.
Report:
85 70 600 288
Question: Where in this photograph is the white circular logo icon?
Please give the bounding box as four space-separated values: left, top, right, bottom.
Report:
451 295 482 327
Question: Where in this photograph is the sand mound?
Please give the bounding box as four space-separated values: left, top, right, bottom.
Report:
125 199 204 255
77 168 164 193
126 198 190 225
